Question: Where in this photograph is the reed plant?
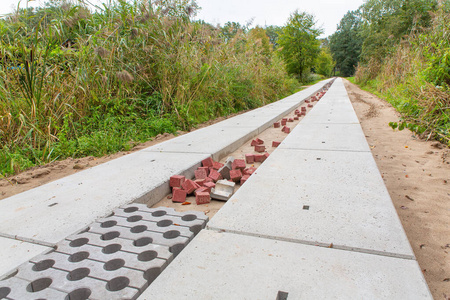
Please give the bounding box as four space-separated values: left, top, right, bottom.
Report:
0 0 297 176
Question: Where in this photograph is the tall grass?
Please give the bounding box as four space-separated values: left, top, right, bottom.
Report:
0 0 297 176
355 9 450 145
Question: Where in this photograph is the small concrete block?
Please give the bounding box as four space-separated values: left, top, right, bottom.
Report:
272 141 281 147
169 175 185 188
273 122 280 128
212 161 224 170
194 187 209 196
254 154 264 163
243 167 257 175
181 179 197 195
194 169 207 180
229 169 243 182
254 145 266 153
240 175 250 185
208 170 222 182
203 182 216 193
245 154 254 164
218 165 231 180
195 192 211 205
210 180 235 201
172 189 187 203
231 159 246 171
201 157 213 168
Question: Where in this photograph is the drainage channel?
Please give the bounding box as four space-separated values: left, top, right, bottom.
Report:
151 80 335 218
0 81 334 300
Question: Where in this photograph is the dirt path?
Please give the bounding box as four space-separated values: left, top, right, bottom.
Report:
344 79 450 300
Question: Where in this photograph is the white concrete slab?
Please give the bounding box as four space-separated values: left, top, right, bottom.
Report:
0 237 50 278
0 151 209 245
279 123 371 152
208 149 414 259
138 230 431 300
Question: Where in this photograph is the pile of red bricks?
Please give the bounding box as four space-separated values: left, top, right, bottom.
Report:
169 156 258 205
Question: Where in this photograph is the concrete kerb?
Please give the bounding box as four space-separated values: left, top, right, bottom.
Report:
138 230 432 300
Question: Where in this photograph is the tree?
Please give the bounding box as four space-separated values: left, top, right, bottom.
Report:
264 25 282 49
329 10 363 77
315 47 335 77
359 0 438 62
278 11 322 79
248 26 271 57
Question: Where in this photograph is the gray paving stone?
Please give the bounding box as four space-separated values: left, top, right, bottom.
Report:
0 151 210 245
0 276 68 300
0 237 51 279
208 149 414 259
279 123 370 152
138 231 431 300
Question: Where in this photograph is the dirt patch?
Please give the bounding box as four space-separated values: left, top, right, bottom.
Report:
344 79 450 299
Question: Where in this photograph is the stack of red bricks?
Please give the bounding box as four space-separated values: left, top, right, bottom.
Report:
169 156 257 205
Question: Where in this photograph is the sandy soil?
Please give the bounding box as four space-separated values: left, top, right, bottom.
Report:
344 79 450 300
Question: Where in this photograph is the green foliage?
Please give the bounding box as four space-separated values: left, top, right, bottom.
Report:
315 47 335 77
264 25 282 49
329 10 363 77
359 0 438 63
278 10 323 79
0 0 297 176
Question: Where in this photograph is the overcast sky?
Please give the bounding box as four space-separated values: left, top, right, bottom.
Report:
0 0 364 38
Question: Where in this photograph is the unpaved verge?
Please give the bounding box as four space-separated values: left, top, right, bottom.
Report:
344 79 450 300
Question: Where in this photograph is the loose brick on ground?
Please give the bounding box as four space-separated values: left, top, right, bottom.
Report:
255 145 266 153
273 122 280 128
195 179 205 186
209 169 223 182
255 138 264 145
250 140 259 146
245 154 255 164
272 141 281 147
182 179 197 194
198 167 210 176
254 154 264 162
196 192 211 205
203 182 215 193
170 175 185 188
232 159 246 171
201 157 214 168
195 187 209 196
230 169 243 182
240 174 250 185
172 189 187 203
244 167 257 175
212 161 224 170
195 169 207 180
